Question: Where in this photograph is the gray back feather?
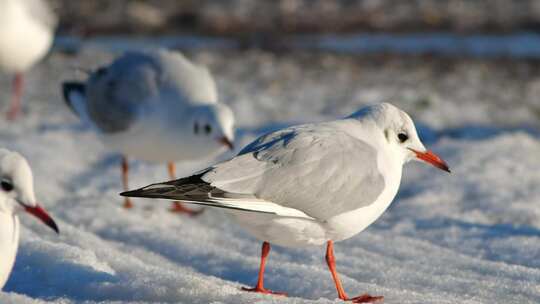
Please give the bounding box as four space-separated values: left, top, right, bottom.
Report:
203 123 386 220
85 50 217 133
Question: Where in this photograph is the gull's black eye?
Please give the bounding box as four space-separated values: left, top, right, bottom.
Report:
398 133 409 143
194 122 199 134
1 180 14 192
204 124 212 134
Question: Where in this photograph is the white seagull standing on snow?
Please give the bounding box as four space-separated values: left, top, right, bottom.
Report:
63 49 235 214
0 0 57 120
0 149 59 289
122 103 450 303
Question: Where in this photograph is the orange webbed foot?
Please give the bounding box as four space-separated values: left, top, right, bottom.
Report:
241 286 287 296
347 294 384 303
169 201 204 216
123 198 134 209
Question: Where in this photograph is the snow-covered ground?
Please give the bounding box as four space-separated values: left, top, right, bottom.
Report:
0 43 539 303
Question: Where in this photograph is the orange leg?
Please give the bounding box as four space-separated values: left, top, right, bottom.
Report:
242 241 287 296
326 240 383 303
6 73 24 121
122 156 133 209
167 162 203 216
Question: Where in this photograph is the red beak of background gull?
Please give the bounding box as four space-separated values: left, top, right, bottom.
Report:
410 149 451 173
24 205 59 233
218 136 234 150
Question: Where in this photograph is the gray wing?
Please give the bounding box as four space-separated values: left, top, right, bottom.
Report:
202 123 386 220
121 171 312 218
85 50 216 133
24 0 57 30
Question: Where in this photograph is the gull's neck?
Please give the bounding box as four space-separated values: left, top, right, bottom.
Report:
336 117 404 181
0 211 19 290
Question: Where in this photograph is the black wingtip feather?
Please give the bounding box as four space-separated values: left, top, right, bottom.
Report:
119 188 166 198
62 82 85 112
120 172 211 199
119 189 141 197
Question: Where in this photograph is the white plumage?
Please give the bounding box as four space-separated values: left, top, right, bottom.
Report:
0 0 56 119
123 103 450 302
64 49 235 161
0 149 58 289
63 49 235 211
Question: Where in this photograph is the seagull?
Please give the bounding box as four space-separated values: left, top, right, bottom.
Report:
0 0 57 120
0 148 59 289
122 103 450 302
63 49 235 214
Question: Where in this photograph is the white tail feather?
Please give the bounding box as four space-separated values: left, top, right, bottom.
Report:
205 197 313 219
144 195 313 219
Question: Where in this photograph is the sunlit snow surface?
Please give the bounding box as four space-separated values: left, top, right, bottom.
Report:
0 44 539 304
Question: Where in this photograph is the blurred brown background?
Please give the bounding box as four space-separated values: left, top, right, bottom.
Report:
4 0 540 127
52 0 540 36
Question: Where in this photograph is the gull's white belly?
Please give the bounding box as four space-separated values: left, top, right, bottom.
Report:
101 130 199 162
227 157 402 248
229 211 327 247
228 182 399 248
100 117 225 162
0 12 53 72
0 213 19 289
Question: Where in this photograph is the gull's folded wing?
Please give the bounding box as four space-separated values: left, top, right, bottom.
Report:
121 172 313 219
202 122 386 220
122 121 386 221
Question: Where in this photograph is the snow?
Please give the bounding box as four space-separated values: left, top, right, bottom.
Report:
0 43 540 303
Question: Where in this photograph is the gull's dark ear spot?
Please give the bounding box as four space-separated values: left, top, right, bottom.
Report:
384 129 391 142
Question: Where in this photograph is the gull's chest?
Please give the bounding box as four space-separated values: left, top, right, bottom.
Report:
0 214 19 289
324 155 403 242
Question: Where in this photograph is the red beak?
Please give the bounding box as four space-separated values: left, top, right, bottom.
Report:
24 205 59 233
410 149 451 173
218 136 234 150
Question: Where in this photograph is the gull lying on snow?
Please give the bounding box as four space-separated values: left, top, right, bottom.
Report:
0 149 58 289
63 49 235 214
0 0 57 120
122 103 450 302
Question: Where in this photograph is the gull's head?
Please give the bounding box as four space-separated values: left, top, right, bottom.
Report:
190 104 235 151
350 103 450 172
0 149 59 233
